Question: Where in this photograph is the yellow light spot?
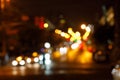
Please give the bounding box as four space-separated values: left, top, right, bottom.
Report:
32 52 38 57
61 32 65 37
65 33 70 39
16 56 23 62
68 28 73 34
67 48 79 62
70 37 75 42
82 32 90 40
55 29 62 34
52 51 61 59
77 51 93 64
44 23 49 28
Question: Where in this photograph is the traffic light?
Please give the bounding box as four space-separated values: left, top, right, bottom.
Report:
34 16 45 29
39 17 44 29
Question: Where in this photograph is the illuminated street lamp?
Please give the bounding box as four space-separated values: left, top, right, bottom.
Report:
86 26 91 32
44 42 51 49
55 29 62 34
81 24 86 30
82 26 91 40
44 23 49 28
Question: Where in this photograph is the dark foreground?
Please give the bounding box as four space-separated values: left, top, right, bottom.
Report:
0 62 113 80
0 73 113 80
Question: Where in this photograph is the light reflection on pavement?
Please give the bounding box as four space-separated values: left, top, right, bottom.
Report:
0 60 112 80
43 62 112 75
0 63 43 76
0 62 113 80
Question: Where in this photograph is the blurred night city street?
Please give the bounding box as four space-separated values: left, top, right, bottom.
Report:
0 0 120 80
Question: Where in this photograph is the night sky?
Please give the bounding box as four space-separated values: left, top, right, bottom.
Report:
14 0 112 25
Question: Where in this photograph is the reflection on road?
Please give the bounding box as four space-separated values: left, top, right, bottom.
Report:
12 63 41 76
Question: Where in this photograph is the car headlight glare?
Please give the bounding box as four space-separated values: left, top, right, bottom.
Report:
26 58 32 63
19 60 25 66
34 57 39 63
12 60 18 66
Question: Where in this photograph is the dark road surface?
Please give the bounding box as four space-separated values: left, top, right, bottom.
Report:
0 62 113 80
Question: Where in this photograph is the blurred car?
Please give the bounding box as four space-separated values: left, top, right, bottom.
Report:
92 49 109 63
25 56 39 64
11 56 26 66
111 60 120 80
11 53 52 66
11 56 40 66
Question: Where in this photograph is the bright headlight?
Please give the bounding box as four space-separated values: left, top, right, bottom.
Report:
26 58 31 63
45 54 50 60
19 60 25 66
12 60 18 66
34 57 39 63
39 55 43 61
